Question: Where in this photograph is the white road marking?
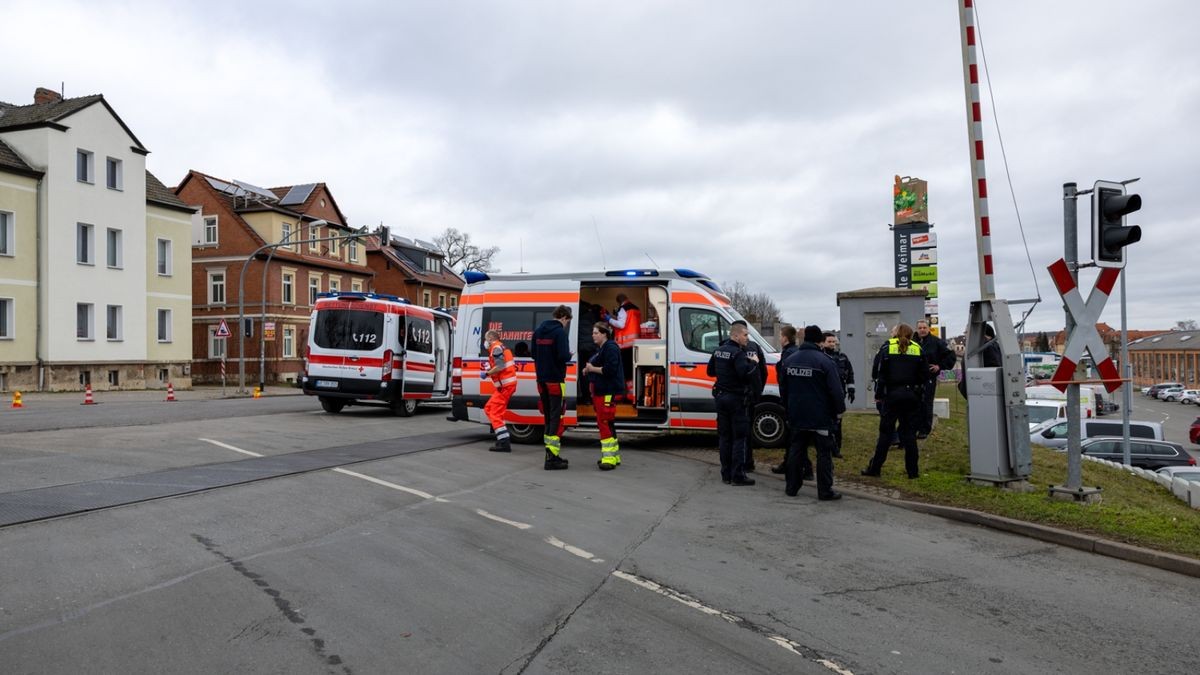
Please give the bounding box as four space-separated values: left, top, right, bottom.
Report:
544 536 604 563
475 509 531 529
612 570 854 674
332 468 437 500
198 438 263 457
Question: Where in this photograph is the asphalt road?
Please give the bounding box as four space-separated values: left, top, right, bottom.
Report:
2 401 1199 674
1125 391 1200 450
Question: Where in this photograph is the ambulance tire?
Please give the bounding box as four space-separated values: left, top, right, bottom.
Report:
393 398 418 417
751 401 787 449
319 397 345 414
507 424 543 445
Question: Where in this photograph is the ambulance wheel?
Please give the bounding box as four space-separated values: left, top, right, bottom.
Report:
751 402 787 449
393 398 418 417
507 424 543 445
319 397 345 414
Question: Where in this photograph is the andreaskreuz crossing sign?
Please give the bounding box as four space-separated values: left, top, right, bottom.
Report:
1047 258 1122 393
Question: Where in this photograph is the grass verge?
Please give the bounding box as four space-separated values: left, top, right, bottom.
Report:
756 384 1200 559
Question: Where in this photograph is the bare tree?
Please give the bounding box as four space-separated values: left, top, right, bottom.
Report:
721 280 782 328
433 227 500 273
1176 319 1198 331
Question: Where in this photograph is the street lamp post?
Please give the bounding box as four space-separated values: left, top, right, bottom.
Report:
236 221 370 394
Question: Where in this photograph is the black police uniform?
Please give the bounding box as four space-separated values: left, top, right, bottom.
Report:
864 338 927 479
772 341 813 479
916 331 957 436
823 347 855 456
742 338 767 472
779 342 845 499
707 339 758 485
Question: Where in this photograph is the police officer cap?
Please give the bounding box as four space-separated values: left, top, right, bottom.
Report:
804 325 824 343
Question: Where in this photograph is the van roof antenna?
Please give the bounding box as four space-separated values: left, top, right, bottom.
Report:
644 252 659 269
592 216 607 270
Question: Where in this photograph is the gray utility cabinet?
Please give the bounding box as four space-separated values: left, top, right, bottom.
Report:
836 287 928 411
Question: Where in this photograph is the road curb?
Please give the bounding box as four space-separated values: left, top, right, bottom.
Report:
663 448 1200 580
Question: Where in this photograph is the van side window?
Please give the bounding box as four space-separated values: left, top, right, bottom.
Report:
480 307 554 357
313 309 383 351
680 308 730 353
407 317 433 354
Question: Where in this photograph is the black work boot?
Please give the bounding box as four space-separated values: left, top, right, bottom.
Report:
544 450 569 470
489 439 511 453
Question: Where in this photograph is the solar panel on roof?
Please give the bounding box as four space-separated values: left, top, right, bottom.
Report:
204 176 244 197
231 179 278 202
280 183 317 205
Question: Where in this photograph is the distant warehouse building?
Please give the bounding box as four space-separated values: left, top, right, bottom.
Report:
1129 329 1200 389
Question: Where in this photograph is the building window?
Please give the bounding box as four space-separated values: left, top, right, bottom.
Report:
76 149 94 183
156 238 172 275
77 303 94 340
208 270 226 305
281 222 294 250
158 368 170 383
422 290 431 307
309 274 321 305
106 228 123 268
328 277 339 294
438 293 446 307
449 295 458 308
203 216 218 245
348 239 359 262
106 157 123 190
157 308 172 342
106 304 123 341
79 370 91 386
0 297 12 339
424 256 440 273
77 223 94 264
351 279 362 292
0 211 12 256
283 326 295 357
209 326 227 359
108 369 120 386
309 224 321 251
282 270 295 304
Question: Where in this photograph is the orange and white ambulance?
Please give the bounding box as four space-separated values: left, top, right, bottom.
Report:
449 269 785 446
301 292 454 415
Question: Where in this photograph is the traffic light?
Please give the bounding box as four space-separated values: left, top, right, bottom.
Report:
1091 180 1142 269
243 317 254 337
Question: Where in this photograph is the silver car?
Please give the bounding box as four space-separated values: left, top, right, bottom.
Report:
1158 386 1185 401
1178 389 1200 405
1156 466 1200 482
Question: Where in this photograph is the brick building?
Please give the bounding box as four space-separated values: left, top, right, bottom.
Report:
367 234 463 309
1129 329 1200 389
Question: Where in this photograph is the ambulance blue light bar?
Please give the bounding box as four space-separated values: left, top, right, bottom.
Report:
605 269 659 277
463 271 491 284
673 268 709 279
317 291 405 303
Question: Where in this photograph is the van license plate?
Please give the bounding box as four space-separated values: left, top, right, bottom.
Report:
315 380 338 389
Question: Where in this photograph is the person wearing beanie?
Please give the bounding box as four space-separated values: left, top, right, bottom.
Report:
778 325 845 500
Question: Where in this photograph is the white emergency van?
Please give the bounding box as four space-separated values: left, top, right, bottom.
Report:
449 269 786 447
301 292 454 415
1024 384 1097 429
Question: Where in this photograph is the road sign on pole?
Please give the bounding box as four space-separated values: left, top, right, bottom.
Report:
215 319 232 339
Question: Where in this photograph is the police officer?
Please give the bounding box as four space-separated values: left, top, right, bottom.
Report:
862 323 927 479
780 325 845 500
731 319 767 473
706 322 759 486
821 331 855 458
915 319 957 438
533 305 573 470
770 326 813 480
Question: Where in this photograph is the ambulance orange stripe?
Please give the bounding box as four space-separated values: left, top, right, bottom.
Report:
670 291 730 307
460 291 579 306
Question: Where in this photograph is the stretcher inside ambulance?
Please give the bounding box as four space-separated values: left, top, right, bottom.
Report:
450 269 785 447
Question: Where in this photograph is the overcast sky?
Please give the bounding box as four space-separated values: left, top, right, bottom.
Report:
4 0 1196 336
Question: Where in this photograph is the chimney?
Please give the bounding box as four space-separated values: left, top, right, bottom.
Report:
34 87 62 105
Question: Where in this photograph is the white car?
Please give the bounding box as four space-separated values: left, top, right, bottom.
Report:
1156 466 1200 482
1158 386 1185 401
1178 389 1200 405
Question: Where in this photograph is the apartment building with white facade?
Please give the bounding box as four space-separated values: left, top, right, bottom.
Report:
0 87 195 391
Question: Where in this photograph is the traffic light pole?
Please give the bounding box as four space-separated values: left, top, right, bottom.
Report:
1061 184 1086 493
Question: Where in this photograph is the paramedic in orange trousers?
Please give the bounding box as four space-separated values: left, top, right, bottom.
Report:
605 294 641 398
582 322 625 470
732 319 767 473
483 330 518 452
533 305 573 470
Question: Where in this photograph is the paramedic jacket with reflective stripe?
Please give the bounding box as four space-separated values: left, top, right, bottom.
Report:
779 342 845 431
587 339 624 395
532 319 571 383
706 339 756 397
872 338 926 397
488 340 518 387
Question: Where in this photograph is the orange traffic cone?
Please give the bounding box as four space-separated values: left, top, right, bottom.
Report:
82 383 96 405
165 382 177 402
11 391 22 409
253 387 262 399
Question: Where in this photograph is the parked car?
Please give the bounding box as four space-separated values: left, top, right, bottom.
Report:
1156 466 1200 483
1145 382 1183 398
1178 389 1200 405
1158 386 1186 401
1080 438 1196 471
1191 416 1200 445
1031 418 1165 449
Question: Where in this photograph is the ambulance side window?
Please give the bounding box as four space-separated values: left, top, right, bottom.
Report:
407 317 433 354
480 307 554 357
680 308 729 353
396 316 407 350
